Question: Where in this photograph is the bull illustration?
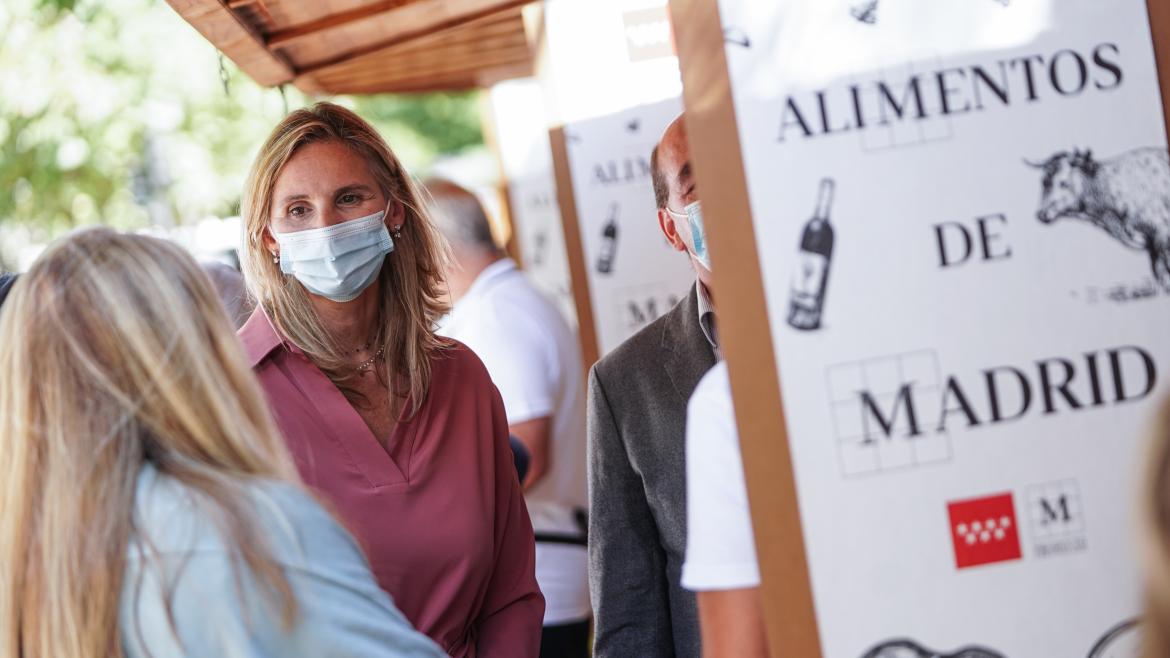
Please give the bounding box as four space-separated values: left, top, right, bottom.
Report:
1028 147 1170 287
860 639 1005 658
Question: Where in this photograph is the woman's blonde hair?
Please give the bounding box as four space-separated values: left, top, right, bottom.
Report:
1144 394 1170 656
241 102 450 414
0 228 300 658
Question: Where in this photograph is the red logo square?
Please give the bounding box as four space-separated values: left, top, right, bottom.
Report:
947 492 1022 570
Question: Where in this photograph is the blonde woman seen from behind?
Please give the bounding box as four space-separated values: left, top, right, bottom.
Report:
0 228 445 658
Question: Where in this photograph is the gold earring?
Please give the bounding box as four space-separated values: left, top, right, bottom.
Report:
391 225 403 239
271 252 279 263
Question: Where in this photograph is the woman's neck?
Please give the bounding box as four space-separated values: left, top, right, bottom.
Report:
308 281 382 352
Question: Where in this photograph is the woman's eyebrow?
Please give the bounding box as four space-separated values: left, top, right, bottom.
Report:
278 185 372 207
278 193 310 206
334 184 374 196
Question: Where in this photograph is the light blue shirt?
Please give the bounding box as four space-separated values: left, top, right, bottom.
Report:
120 465 447 658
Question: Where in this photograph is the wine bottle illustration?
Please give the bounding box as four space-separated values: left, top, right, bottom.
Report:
596 203 619 274
851 0 878 24
532 231 548 266
787 178 835 331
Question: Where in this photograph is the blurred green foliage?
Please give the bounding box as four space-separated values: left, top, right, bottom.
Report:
0 0 483 266
356 93 485 158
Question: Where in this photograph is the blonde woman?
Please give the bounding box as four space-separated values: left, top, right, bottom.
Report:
1145 395 1170 657
0 228 445 658
238 102 543 658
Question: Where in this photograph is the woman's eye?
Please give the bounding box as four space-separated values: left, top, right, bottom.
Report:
289 206 307 217
340 193 360 204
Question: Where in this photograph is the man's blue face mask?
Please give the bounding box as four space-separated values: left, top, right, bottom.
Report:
666 200 710 271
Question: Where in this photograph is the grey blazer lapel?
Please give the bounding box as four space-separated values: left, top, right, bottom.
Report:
661 283 717 406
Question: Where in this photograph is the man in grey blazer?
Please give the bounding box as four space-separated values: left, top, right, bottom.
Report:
588 113 718 658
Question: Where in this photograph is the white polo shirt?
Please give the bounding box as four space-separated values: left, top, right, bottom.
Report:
681 361 761 591
438 258 590 625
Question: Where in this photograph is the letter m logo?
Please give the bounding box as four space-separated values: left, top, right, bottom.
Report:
859 383 923 443
1039 495 1072 527
626 298 659 326
623 293 680 330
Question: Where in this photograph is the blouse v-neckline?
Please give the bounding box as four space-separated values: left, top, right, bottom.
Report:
287 361 417 489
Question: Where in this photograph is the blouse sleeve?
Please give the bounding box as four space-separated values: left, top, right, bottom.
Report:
474 383 546 657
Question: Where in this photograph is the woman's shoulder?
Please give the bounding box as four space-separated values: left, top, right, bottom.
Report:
431 338 496 392
129 465 349 561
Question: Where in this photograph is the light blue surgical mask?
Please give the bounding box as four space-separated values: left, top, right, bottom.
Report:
667 200 710 271
273 209 394 302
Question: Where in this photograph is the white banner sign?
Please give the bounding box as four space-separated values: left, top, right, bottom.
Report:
564 97 695 355
542 0 680 124
489 79 577 326
715 0 1170 656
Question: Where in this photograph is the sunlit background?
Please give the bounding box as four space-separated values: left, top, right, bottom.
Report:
0 0 489 270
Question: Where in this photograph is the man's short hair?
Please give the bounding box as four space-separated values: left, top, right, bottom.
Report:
650 144 669 210
424 179 501 255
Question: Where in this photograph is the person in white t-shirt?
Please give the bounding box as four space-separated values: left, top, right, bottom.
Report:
682 361 769 657
427 179 591 658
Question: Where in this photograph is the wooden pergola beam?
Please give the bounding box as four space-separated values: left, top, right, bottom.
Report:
299 19 530 94
292 0 534 77
322 57 532 94
476 61 534 88
168 0 536 95
166 0 293 86
265 1 409 49
336 76 480 94
313 18 524 78
312 43 530 89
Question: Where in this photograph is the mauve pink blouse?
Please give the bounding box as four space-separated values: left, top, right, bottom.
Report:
239 309 544 658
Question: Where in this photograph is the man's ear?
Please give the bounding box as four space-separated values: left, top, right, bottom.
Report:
658 208 687 253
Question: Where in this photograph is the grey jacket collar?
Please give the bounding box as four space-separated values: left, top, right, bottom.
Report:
661 283 718 406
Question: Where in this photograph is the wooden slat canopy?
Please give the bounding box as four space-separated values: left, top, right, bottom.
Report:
166 0 539 94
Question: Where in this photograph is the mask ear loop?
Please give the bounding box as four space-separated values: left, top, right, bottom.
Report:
665 206 698 259
666 204 711 271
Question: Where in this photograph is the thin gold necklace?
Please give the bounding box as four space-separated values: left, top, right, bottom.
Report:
353 345 385 374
